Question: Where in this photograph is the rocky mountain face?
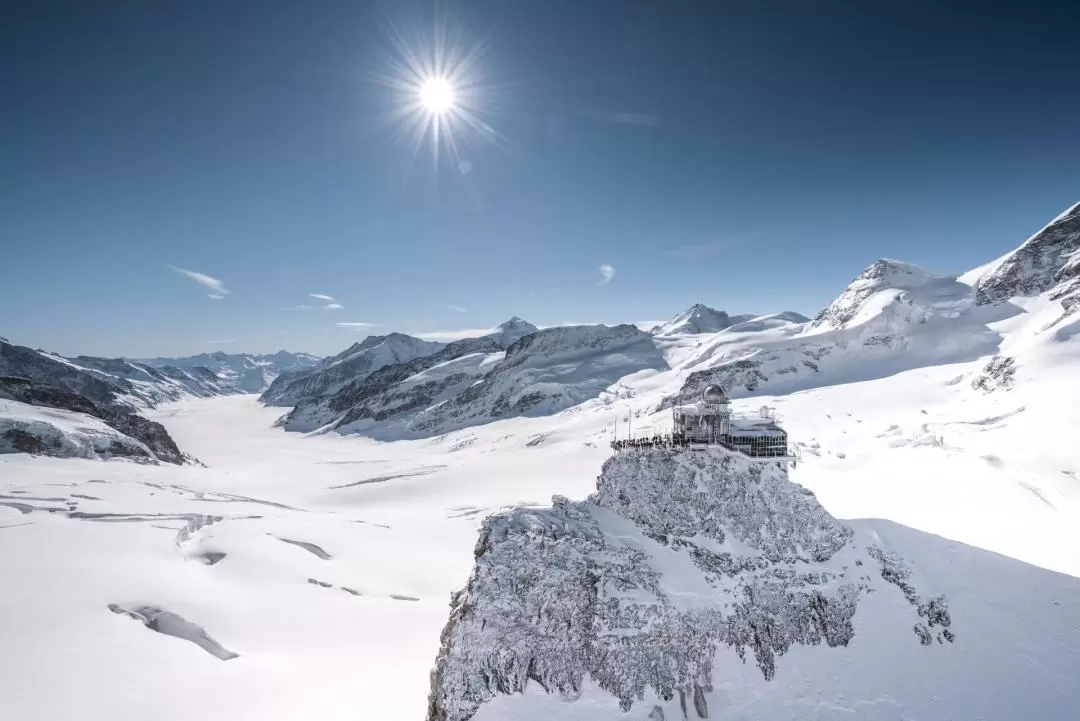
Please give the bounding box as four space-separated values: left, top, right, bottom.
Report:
974 200 1080 319
260 333 444 407
141 350 322 394
407 324 665 436
427 446 953 721
0 338 233 411
282 335 507 434
654 305 754 335
0 377 188 464
282 322 664 438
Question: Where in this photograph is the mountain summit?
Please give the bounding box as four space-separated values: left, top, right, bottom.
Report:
654 304 752 335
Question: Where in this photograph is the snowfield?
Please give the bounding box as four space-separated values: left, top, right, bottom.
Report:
3 202 1080 720
2 337 1079 720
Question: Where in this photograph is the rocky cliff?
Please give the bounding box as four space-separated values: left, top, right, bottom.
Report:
427 446 953 721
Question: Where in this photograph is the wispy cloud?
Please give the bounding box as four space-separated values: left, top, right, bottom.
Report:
207 338 234 345
597 264 616 285
415 327 495 341
285 304 314 311
322 303 343 311
336 322 379 328
447 304 468 313
310 293 336 302
168 265 230 298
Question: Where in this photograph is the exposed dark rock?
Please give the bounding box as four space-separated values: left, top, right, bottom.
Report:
0 376 187 463
971 355 1016 393
975 201 1080 314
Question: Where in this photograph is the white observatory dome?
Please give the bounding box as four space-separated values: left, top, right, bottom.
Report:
701 385 730 403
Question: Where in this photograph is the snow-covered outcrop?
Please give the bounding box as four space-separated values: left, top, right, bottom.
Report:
973 200 1080 319
653 304 754 335
427 446 956 721
260 333 444 407
0 376 188 463
141 350 321 393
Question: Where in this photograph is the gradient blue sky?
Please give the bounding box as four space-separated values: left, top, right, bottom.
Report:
3 0 1079 357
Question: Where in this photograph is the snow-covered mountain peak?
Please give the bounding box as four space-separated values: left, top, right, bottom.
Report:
654 303 751 335
812 258 950 330
260 333 442 407
483 317 539 348
973 199 1080 318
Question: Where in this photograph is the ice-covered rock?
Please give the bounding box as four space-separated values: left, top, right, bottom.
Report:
426 446 954 721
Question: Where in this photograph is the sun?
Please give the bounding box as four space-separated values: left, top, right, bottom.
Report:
419 77 455 114
367 16 505 173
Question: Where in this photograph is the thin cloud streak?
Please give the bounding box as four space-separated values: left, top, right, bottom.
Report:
310 293 336 301
447 305 468 313
168 265 230 298
415 327 494 341
336 322 379 328
322 303 343 311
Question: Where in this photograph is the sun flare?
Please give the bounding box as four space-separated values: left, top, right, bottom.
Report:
368 17 504 172
419 77 455 114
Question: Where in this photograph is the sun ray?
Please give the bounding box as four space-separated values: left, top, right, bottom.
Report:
368 12 507 175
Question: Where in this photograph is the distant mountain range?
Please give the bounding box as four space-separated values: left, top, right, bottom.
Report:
0 340 320 463
139 350 322 393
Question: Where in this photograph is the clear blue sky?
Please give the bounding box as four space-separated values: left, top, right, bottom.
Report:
3 0 1079 357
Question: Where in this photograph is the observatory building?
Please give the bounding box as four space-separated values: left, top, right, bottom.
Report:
659 385 795 461
610 385 797 462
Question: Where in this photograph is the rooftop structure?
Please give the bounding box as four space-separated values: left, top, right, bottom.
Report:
612 385 799 463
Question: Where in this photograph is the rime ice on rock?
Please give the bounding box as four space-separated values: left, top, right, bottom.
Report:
426 445 953 721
